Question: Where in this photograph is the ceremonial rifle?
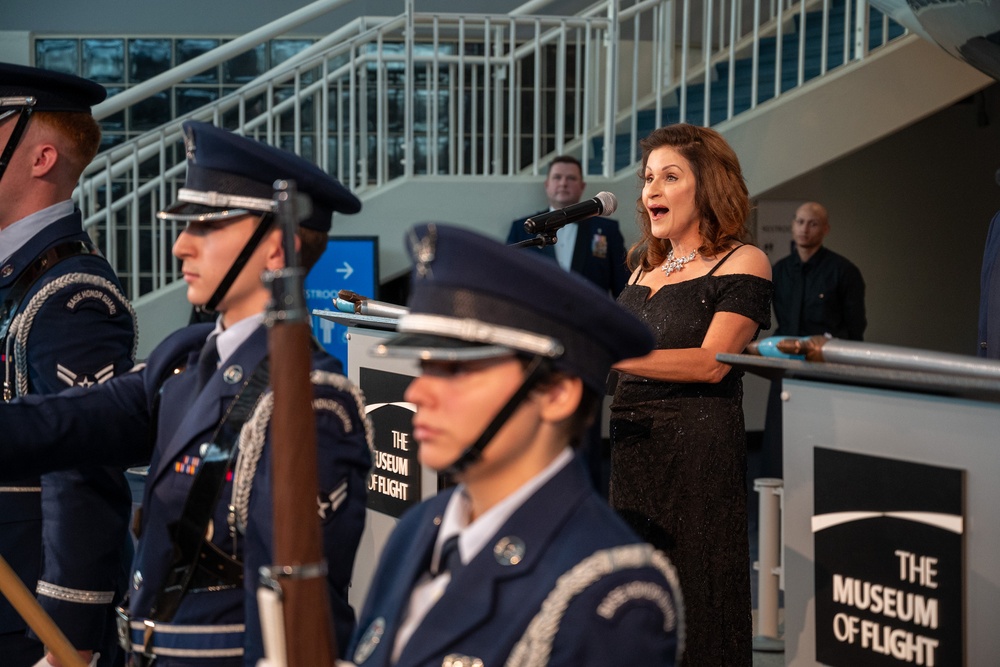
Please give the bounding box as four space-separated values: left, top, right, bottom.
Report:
747 335 1000 379
0 554 88 667
260 179 337 667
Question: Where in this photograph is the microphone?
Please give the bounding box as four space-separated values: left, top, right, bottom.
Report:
523 191 618 234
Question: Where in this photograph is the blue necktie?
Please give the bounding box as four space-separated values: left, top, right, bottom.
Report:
195 335 219 390
431 535 462 577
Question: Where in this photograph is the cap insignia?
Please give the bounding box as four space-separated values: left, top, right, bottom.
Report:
408 224 437 278
183 127 196 161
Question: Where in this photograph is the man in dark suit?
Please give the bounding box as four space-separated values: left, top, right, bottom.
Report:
506 155 628 298
507 156 627 496
0 121 372 666
348 223 682 667
0 63 137 667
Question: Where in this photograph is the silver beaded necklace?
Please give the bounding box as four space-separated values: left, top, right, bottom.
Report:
661 248 698 276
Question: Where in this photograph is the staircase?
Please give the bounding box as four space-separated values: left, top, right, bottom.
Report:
589 0 906 173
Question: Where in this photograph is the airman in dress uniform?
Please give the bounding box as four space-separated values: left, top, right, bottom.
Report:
0 62 138 667
0 120 372 666
347 224 683 667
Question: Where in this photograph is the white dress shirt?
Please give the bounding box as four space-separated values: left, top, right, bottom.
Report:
391 448 575 662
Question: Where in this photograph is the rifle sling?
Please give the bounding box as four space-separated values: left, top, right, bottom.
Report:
151 355 271 623
0 240 100 344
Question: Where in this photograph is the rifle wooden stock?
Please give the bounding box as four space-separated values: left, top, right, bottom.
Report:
268 321 337 666
0 554 87 667
266 179 337 667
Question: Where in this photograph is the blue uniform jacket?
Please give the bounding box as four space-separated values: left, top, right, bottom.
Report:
507 215 629 297
0 210 135 663
0 322 372 666
349 459 681 667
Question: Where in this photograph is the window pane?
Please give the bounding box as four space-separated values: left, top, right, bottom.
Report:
223 45 266 84
270 39 313 67
279 135 315 163
82 39 125 83
272 38 320 85
129 39 172 82
35 39 79 75
99 133 127 153
274 87 316 132
176 87 219 117
177 39 220 83
129 92 170 131
99 86 126 131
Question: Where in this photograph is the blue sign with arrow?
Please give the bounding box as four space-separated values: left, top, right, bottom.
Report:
305 236 379 365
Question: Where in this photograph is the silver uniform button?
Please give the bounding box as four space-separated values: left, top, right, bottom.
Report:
1 264 12 278
493 535 526 566
222 365 244 384
132 570 143 591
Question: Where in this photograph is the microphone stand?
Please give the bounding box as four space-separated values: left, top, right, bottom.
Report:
508 231 558 249
508 216 575 249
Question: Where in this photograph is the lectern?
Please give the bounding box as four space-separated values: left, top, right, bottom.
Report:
314 309 439 609
722 350 1000 667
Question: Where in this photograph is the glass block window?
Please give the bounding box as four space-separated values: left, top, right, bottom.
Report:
271 39 313 68
35 39 78 74
223 44 266 84
34 35 318 145
82 39 125 83
177 39 221 83
32 35 320 301
129 39 172 82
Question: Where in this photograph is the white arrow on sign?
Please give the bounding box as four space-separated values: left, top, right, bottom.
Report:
335 262 354 280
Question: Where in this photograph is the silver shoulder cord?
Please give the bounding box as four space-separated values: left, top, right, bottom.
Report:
4 273 138 401
504 543 686 667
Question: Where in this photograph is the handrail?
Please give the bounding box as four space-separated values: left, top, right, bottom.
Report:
74 0 905 301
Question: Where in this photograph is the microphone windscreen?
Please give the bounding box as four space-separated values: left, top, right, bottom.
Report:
594 191 618 216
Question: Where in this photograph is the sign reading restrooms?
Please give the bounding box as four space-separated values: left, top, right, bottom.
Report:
813 448 964 666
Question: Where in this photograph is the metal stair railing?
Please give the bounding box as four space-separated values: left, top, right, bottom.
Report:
74 0 905 302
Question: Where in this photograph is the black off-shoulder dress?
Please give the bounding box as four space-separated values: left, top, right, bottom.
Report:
610 248 772 667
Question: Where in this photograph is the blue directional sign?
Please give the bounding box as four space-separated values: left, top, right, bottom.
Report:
305 236 379 365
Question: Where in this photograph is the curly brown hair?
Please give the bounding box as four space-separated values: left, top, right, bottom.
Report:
628 124 751 273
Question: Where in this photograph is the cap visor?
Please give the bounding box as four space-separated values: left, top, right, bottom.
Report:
157 202 254 222
372 332 514 361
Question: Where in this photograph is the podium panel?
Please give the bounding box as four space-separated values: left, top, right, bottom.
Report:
722 353 1000 667
328 320 440 610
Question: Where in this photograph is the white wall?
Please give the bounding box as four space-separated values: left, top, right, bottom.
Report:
0 31 31 64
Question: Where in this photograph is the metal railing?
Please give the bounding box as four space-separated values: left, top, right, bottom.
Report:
74 0 905 299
